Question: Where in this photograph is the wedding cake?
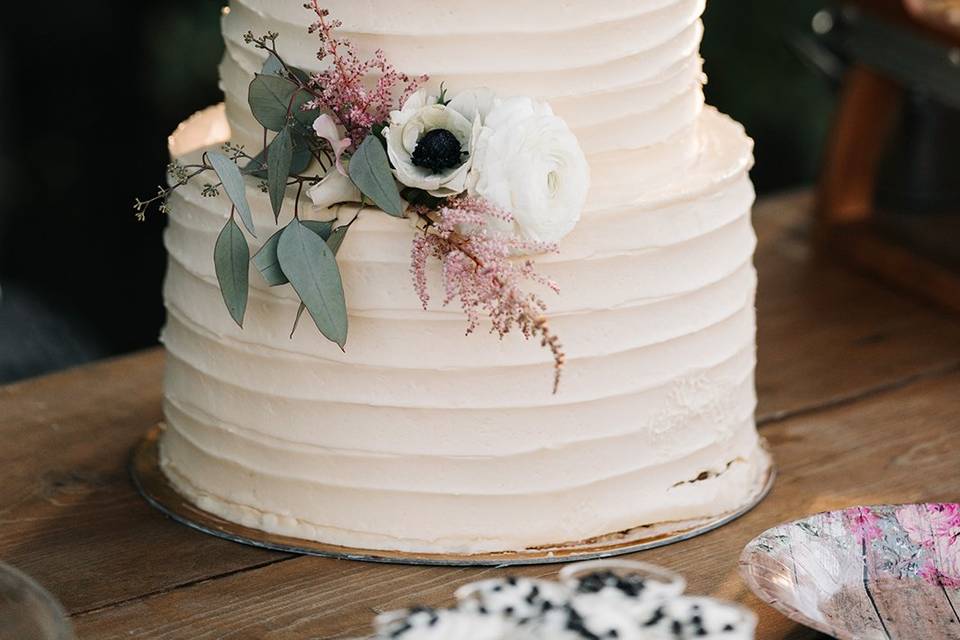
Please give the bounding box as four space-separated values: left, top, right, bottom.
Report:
157 0 771 555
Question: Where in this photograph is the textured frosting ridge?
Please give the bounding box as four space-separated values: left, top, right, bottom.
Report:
159 0 770 553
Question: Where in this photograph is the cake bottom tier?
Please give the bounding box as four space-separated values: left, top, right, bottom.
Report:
159 421 770 554
158 103 770 555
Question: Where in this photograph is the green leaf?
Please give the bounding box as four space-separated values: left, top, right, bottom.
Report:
214 218 250 327
400 187 444 210
244 134 311 180
303 220 335 239
370 122 388 145
290 302 307 338
251 229 286 286
248 73 298 131
262 52 311 85
288 65 312 86
207 151 256 238
268 127 293 221
326 224 350 255
349 135 405 217
261 52 284 76
278 219 348 348
252 221 333 287
290 92 319 135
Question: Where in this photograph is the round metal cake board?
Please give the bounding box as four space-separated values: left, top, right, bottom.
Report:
130 424 776 567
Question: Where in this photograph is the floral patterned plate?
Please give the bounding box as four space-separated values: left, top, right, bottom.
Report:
740 504 960 639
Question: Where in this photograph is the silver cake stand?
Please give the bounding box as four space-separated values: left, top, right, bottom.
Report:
130 425 775 566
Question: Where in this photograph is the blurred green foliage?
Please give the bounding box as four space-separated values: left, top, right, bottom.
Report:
142 2 224 122
703 0 836 192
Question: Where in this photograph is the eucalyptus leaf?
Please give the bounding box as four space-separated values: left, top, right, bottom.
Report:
251 229 286 287
303 220 335 239
278 219 348 348
400 187 443 210
214 218 250 327
290 91 319 134
326 224 350 255
268 127 293 221
262 52 311 85
288 65 311 85
248 74 298 131
349 135 405 217
370 122 388 148
261 52 284 76
208 151 256 237
244 134 311 180
290 302 307 339
252 221 334 287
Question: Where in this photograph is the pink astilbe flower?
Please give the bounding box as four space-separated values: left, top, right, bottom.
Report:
305 2 427 144
410 197 566 392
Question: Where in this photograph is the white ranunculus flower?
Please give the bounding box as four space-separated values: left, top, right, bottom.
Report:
307 169 361 221
386 89 494 197
469 96 589 246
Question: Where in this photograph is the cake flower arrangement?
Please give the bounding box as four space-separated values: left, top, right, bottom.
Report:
136 2 589 392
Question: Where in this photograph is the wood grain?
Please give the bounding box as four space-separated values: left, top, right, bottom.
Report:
1 190 960 638
71 369 960 639
754 192 960 421
0 352 289 615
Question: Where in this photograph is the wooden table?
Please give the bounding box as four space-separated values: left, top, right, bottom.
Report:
2 191 959 639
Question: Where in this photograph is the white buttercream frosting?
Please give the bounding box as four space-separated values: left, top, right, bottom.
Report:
158 0 770 554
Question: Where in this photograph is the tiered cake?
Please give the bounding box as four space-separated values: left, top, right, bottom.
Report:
159 0 771 554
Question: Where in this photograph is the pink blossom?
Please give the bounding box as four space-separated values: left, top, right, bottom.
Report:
410 197 565 391
896 503 960 549
896 503 960 588
897 504 935 549
937 541 960 586
312 114 351 175
305 2 427 144
844 507 883 544
919 553 960 589
927 503 960 539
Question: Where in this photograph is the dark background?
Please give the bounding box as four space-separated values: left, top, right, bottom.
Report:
0 0 835 382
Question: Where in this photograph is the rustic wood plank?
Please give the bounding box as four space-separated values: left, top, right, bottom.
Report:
3 189 960 628
824 221 960 317
753 192 960 421
71 367 960 639
0 352 290 614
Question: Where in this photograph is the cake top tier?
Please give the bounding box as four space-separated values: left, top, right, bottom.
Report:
233 0 696 34
220 0 707 158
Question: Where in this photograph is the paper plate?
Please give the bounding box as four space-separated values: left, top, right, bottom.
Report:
740 504 960 639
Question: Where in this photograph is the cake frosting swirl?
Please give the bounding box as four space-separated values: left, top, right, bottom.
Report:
158 0 771 554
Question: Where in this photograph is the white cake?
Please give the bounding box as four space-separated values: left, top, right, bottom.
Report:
159 0 771 554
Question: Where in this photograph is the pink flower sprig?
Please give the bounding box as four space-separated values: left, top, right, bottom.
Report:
304 1 427 145
410 197 567 393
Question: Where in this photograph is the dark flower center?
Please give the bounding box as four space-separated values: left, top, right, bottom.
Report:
411 129 464 173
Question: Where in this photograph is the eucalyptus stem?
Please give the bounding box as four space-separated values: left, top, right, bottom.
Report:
294 180 305 219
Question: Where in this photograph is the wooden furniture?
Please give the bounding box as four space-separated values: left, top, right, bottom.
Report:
817 0 960 314
2 191 960 639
